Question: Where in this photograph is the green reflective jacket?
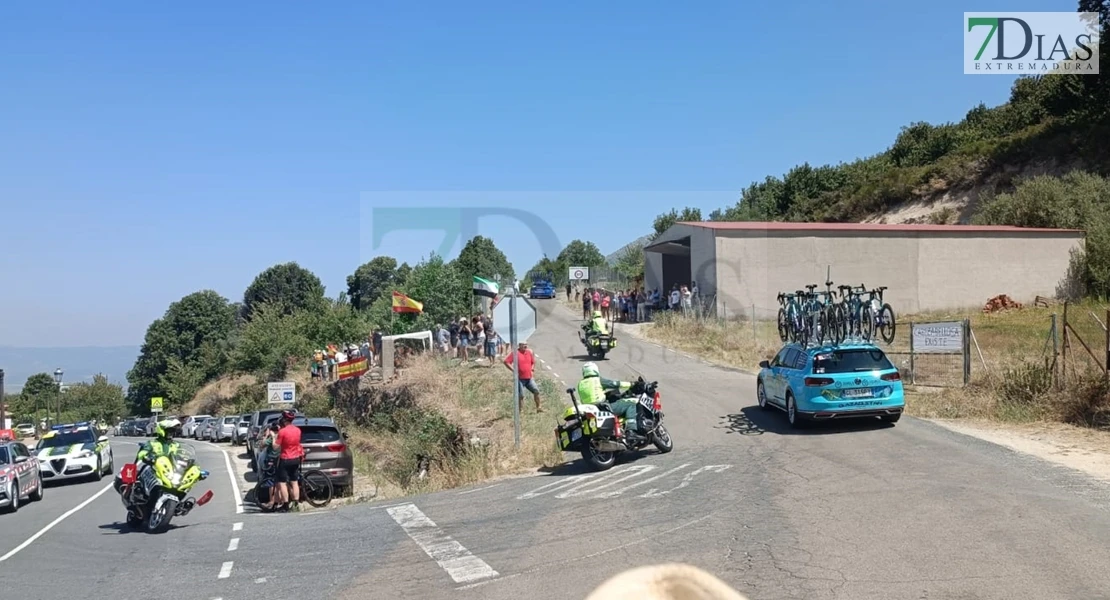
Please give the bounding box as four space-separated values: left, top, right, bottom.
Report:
577 375 631 405
136 439 178 463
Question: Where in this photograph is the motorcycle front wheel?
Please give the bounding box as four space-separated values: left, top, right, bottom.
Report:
145 495 176 533
652 424 674 453
582 444 616 471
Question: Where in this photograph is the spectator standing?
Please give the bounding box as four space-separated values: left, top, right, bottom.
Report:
436 325 450 354
474 320 486 363
565 282 572 300
448 320 460 356
504 342 543 413
582 289 592 320
484 323 498 364
681 285 692 316
669 286 681 312
592 289 601 312
600 293 611 320
271 411 304 512
372 329 383 366
458 318 472 361
637 289 647 323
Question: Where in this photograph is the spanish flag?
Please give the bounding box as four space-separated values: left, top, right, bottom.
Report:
392 291 424 313
337 356 370 380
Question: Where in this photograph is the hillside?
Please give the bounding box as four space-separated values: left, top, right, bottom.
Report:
605 234 653 265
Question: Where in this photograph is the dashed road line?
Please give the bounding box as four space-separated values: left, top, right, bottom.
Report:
218 561 234 579
232 522 243 531
387 503 499 584
227 538 240 551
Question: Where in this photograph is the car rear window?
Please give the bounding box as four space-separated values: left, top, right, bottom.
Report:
300 426 341 443
812 349 894 374
224 416 237 424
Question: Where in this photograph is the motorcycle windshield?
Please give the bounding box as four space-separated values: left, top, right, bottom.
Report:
166 444 197 484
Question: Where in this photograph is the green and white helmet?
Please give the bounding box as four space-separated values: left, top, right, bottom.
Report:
582 362 599 378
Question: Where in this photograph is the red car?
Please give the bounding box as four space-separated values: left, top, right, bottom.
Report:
1 440 44 513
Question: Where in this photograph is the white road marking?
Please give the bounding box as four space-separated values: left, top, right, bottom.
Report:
457 483 503 495
517 474 596 500
255 577 267 584
232 522 243 531
544 365 552 370
0 481 114 563
595 463 691 498
387 503 499 584
221 448 244 514
227 538 239 551
218 561 234 579
640 465 733 498
555 465 656 498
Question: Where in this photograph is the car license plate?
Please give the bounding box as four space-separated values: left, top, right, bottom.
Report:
842 388 872 398
303 462 321 469
570 429 582 442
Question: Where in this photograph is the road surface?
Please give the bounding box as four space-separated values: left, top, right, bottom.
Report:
2 298 1109 600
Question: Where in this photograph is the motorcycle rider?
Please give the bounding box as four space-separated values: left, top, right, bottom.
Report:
576 362 645 441
115 417 182 497
583 309 609 343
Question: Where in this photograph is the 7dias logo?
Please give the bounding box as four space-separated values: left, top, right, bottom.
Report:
964 12 1100 75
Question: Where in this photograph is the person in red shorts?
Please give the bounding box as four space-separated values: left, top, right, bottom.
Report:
273 410 304 511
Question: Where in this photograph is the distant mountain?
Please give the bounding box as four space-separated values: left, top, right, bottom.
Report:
605 234 653 265
0 346 139 392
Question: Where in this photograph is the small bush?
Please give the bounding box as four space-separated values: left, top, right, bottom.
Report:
997 360 1055 405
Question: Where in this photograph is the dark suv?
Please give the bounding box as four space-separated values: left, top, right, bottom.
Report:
254 417 353 496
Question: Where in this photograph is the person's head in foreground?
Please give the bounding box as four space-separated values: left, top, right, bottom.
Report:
585 564 750 600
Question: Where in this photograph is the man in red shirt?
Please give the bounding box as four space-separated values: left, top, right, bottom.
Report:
273 410 304 510
504 341 543 413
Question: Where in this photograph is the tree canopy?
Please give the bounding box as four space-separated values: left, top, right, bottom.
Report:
347 256 399 310
243 262 326 319
451 235 515 283
651 207 703 239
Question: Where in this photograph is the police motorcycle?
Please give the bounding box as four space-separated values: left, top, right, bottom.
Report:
556 376 673 471
115 443 214 533
579 320 617 360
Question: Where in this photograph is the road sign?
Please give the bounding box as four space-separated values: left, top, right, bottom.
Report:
569 266 589 281
493 293 537 343
267 381 296 405
150 397 163 413
911 321 964 353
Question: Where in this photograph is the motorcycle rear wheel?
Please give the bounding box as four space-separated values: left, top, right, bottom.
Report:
652 424 674 453
583 444 616 471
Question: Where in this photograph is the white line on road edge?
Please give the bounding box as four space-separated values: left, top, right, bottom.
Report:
221 449 244 514
227 538 239 551
457 483 503 495
0 481 114 563
232 522 243 531
218 561 234 579
387 503 499 584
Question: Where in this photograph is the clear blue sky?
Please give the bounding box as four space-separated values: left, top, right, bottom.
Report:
0 0 1072 347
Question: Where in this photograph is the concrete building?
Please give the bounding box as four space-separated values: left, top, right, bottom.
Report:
643 221 1085 319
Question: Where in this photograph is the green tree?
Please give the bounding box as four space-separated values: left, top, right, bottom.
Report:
243 262 326 320
451 235 516 282
65 375 127 423
14 373 58 422
556 240 606 269
126 290 237 414
651 207 703 240
613 245 645 281
230 303 311 380
347 256 399 310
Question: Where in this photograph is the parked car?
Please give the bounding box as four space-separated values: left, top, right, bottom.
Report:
756 342 905 428
210 415 238 443
251 410 305 472
0 439 44 512
145 415 178 436
258 417 353 496
195 417 216 440
231 415 250 446
182 415 212 438
14 424 35 438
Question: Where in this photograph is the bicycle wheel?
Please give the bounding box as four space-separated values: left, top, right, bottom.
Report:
860 307 875 342
878 304 897 345
300 469 334 508
829 305 845 345
777 308 789 342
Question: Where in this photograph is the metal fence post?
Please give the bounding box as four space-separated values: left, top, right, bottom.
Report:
1062 302 1069 385
963 318 971 386
909 321 916 385
751 303 756 339
1105 309 1109 386
1050 313 1059 389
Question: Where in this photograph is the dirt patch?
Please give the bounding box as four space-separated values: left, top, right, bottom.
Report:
928 418 1110 484
183 374 258 415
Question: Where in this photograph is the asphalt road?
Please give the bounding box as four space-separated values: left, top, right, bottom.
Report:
4 297 1110 600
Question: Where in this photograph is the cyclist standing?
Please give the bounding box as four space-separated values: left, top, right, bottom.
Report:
272 410 304 511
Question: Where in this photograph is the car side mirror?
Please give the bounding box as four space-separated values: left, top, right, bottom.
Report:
98 435 108 443
758 360 770 369
15 455 29 463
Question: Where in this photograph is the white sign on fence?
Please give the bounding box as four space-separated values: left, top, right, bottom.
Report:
267 381 296 405
912 321 964 353
569 266 589 281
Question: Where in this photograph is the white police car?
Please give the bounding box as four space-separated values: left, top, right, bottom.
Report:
36 423 114 483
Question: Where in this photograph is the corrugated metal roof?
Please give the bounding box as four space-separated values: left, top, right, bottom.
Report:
677 221 1085 234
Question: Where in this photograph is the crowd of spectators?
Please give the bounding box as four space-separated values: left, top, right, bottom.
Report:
572 281 701 323
432 312 508 365
310 330 384 380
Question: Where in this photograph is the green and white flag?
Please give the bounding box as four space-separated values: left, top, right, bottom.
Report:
473 276 499 298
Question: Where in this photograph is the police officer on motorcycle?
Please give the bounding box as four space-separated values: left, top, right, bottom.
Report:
115 418 181 497
576 362 646 442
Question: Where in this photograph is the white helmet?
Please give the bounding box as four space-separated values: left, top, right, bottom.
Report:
582 362 599 378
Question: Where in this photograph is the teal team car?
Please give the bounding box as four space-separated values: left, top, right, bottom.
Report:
757 343 904 428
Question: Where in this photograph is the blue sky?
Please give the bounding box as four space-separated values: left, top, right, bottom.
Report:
0 0 1073 347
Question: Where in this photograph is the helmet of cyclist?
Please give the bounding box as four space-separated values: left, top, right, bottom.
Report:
154 418 182 441
592 310 602 319
582 362 599 378
280 409 296 423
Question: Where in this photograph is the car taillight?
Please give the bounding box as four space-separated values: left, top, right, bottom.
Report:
652 391 662 411
881 372 900 381
804 377 834 387
326 443 346 452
